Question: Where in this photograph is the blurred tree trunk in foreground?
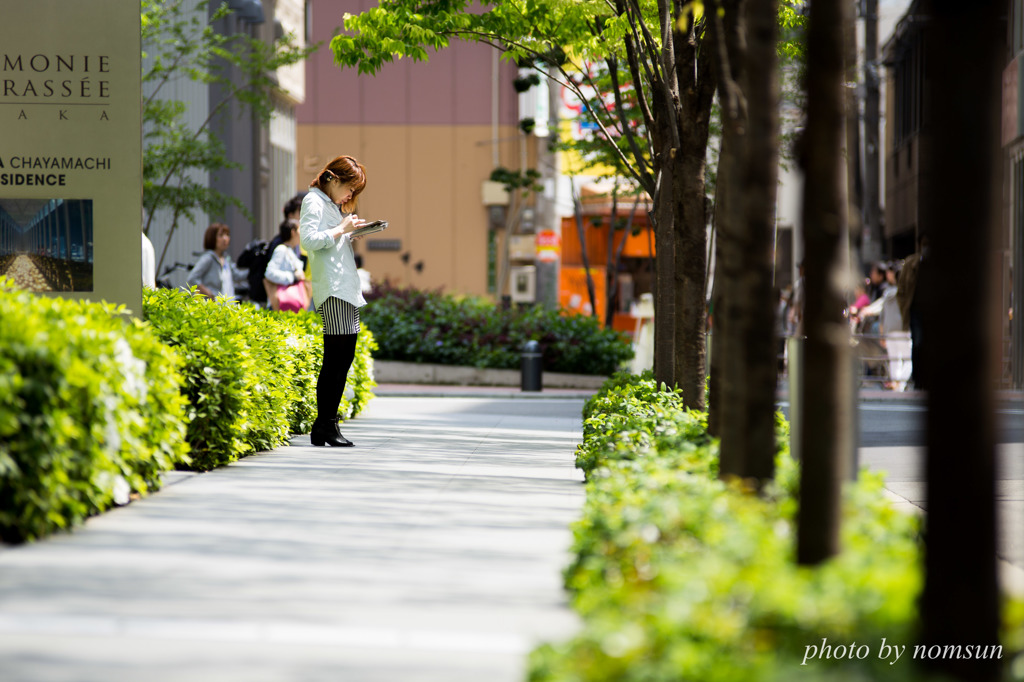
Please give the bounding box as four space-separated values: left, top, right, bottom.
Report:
918 1 1002 680
796 0 852 565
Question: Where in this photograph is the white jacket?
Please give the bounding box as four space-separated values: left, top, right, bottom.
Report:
298 188 367 310
264 243 304 286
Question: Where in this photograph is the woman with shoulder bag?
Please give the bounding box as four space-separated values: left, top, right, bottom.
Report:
263 219 309 312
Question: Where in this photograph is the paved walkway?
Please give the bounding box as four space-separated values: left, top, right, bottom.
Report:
5 382 1022 680
0 395 588 682
861 440 1024 593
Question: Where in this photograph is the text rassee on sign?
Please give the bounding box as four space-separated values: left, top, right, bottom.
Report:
0 2 142 314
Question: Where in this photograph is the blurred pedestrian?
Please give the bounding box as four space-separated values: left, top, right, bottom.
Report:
142 232 155 289
186 223 247 301
849 282 871 329
898 234 929 390
881 261 911 390
299 155 370 447
264 220 309 312
788 261 805 335
867 262 888 302
284 192 306 222
355 253 372 294
285 191 311 300
775 287 791 372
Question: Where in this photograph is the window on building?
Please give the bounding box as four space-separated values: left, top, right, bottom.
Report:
305 0 312 44
893 35 923 148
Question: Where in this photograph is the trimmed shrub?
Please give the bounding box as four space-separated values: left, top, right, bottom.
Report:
527 372 965 681
0 285 377 542
361 282 632 376
576 370 709 478
142 288 377 470
0 281 190 543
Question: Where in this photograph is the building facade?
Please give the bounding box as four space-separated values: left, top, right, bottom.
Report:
1004 0 1024 386
885 0 1020 386
144 0 308 287
296 0 547 298
881 0 924 260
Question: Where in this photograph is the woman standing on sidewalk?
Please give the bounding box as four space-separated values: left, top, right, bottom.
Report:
299 155 369 447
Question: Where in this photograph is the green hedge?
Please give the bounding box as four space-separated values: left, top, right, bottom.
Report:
575 370 711 479
528 372 966 681
142 288 377 471
0 284 377 543
0 281 190 543
361 283 632 376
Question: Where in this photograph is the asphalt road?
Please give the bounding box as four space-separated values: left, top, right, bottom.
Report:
779 398 1024 447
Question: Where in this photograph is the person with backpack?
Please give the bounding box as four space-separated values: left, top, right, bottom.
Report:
239 192 311 307
299 155 370 448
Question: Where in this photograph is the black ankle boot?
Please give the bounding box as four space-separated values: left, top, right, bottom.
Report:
311 418 354 447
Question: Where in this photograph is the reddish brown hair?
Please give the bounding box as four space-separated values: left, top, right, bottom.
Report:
203 223 230 251
310 155 367 212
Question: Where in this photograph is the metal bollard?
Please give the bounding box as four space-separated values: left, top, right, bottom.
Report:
521 340 543 392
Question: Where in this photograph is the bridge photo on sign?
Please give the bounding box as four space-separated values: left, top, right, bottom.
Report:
0 198 94 292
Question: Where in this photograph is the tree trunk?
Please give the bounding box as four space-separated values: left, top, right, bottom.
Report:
653 158 677 389
606 192 639 328
918 2 1002 679
734 0 779 482
652 0 679 390
605 188 619 328
708 0 779 481
571 189 599 318
707 132 733 439
674 150 709 412
796 0 852 565
671 16 716 411
707 0 744 467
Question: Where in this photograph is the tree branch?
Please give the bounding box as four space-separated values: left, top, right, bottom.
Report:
607 56 656 191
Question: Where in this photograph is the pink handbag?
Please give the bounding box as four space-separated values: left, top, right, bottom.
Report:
276 281 309 312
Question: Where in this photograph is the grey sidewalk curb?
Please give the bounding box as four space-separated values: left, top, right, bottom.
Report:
372 359 607 390
372 384 597 400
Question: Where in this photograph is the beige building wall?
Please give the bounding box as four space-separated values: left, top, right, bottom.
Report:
294 123 520 292
298 0 529 299
297 123 528 296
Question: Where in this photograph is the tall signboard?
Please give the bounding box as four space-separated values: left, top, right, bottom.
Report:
0 2 142 314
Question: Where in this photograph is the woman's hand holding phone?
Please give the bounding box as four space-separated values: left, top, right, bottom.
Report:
331 214 366 240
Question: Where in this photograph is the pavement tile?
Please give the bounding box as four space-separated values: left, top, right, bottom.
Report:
0 396 587 682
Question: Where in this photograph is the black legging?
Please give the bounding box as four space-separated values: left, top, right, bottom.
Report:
316 333 358 421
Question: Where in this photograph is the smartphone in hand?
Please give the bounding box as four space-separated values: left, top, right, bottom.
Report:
350 220 388 238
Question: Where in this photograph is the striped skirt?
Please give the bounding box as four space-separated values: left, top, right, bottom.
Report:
316 296 361 335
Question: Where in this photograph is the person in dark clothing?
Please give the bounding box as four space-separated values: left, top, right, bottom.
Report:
897 234 929 390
